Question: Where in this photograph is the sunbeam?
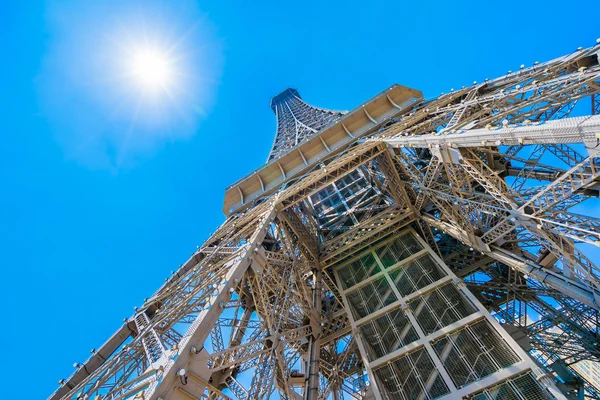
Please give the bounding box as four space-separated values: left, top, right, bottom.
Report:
130 47 173 89
37 1 223 168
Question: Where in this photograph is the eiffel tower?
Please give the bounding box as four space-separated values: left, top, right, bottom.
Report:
51 42 600 400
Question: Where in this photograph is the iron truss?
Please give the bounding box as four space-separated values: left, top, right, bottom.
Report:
51 41 600 400
267 88 346 162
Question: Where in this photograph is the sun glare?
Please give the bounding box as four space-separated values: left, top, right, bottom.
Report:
130 48 172 89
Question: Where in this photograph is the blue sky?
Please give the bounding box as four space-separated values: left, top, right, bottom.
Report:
0 1 599 398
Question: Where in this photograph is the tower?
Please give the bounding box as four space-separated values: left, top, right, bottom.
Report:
267 88 345 161
51 42 600 400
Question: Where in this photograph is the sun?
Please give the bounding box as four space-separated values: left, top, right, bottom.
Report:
130 48 172 89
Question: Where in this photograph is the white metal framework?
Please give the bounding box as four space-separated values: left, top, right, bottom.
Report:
335 229 561 399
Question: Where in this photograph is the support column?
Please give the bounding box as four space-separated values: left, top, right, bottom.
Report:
305 268 322 400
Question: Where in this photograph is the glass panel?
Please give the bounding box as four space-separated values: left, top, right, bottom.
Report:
374 347 450 400
431 319 520 389
472 373 554 400
337 253 380 290
346 277 397 320
358 307 418 361
389 254 447 297
408 283 477 335
375 233 423 268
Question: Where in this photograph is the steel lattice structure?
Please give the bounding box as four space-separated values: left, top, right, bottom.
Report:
268 88 346 161
51 42 600 400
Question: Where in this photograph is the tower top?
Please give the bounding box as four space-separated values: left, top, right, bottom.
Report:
270 88 301 111
267 88 345 162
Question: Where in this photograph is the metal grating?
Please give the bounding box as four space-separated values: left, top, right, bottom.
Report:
335 230 562 399
337 253 380 290
468 372 554 400
358 307 419 361
431 319 521 388
373 346 450 400
408 283 477 335
375 233 423 268
389 253 447 297
346 277 397 320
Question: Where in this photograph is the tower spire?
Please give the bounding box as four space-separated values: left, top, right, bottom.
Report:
267 88 345 161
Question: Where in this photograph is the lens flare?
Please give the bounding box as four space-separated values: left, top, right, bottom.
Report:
37 1 224 167
130 48 172 89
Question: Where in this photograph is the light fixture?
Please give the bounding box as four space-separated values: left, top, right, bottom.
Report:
178 368 188 385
